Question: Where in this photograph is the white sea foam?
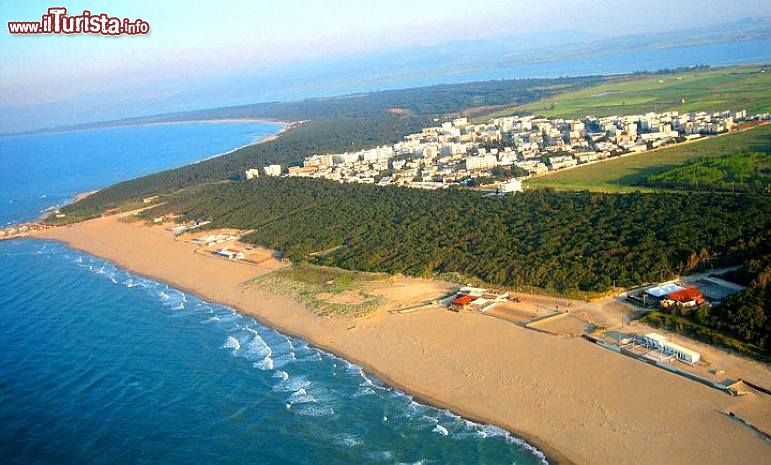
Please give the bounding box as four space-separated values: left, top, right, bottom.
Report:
363 451 394 462
223 335 241 351
294 405 334 417
273 375 311 393
240 328 274 370
359 370 386 390
273 370 289 381
353 386 376 397
433 424 449 436
287 388 316 405
254 357 274 370
272 351 296 369
332 433 362 448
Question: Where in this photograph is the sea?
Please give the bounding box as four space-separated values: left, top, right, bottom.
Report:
0 122 546 465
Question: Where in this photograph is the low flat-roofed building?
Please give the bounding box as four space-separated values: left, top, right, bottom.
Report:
663 341 701 364
458 286 486 297
470 297 492 312
499 179 523 193
645 283 686 300
643 332 668 349
216 248 245 260
665 287 705 307
642 332 701 364
450 295 476 311
264 164 281 177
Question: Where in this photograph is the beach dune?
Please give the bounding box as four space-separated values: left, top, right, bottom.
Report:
39 216 771 465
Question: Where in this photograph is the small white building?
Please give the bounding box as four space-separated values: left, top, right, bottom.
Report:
499 179 523 194
264 164 281 177
642 333 701 364
643 333 668 349
216 248 245 260
245 168 260 180
663 341 701 364
458 286 486 297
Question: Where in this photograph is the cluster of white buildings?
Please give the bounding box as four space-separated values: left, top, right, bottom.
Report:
244 164 282 180
245 108 763 192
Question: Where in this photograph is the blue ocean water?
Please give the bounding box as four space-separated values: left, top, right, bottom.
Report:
0 121 282 225
0 123 546 464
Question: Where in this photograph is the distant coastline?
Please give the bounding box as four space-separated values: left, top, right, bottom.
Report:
0 117 289 139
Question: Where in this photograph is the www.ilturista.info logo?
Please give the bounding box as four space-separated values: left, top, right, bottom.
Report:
8 7 150 36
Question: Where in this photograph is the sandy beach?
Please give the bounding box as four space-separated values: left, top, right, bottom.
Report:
37 216 771 465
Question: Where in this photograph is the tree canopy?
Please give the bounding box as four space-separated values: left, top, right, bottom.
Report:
146 178 771 295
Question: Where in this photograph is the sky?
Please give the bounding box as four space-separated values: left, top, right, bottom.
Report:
1 0 770 132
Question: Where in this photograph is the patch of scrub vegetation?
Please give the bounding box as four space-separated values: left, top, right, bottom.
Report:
248 263 387 317
641 152 771 193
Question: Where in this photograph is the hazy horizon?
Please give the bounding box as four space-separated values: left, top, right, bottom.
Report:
1 0 770 133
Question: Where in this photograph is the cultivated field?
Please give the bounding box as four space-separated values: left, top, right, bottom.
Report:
526 123 771 192
493 64 771 119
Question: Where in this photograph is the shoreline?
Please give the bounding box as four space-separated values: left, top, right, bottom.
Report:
40 231 565 464
0 117 291 139
41 234 563 464
35 216 771 465
195 120 298 163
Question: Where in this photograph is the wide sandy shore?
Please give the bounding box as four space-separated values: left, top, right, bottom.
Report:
37 216 770 464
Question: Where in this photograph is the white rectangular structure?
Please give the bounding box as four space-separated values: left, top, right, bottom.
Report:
663 341 701 364
264 164 281 176
645 283 686 299
643 333 668 348
500 179 523 193
642 332 701 364
465 155 498 171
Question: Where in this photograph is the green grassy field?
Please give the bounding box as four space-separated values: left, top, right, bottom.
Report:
525 124 771 192
489 65 771 120
643 152 771 193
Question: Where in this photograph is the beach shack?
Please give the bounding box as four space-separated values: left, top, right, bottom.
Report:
216 248 245 260
469 297 492 312
663 287 705 309
458 286 486 297
642 332 701 364
643 283 686 307
449 295 475 311
643 333 668 349
662 341 701 364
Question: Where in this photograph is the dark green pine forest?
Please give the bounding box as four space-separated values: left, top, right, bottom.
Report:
145 178 771 295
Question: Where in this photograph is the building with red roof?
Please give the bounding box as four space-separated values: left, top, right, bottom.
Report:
450 294 476 311
664 287 705 308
